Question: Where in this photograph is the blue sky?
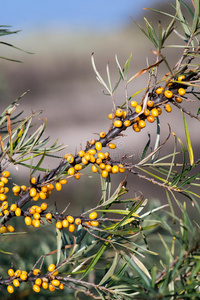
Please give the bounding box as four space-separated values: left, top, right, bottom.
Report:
2 0 158 32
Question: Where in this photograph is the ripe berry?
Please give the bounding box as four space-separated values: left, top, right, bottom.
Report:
99 163 106 170
138 120 146 128
102 170 108 178
155 86 163 94
151 108 159 117
7 225 15 232
1 177 8 184
8 269 14 277
10 204 17 212
124 120 131 127
99 131 106 138
90 220 99 227
20 273 27 281
96 158 102 165
91 165 98 173
78 150 85 157
130 100 138 107
48 264 56 272
2 171 10 178
64 153 74 163
12 186 21 194
46 213 52 220
147 115 155 123
33 212 40 220
115 109 123 117
47 184 54 191
178 75 185 81
157 107 162 115
49 284 55 291
95 142 102 151
56 221 63 229
69 224 75 232
62 219 69 228
135 105 142 114
55 182 62 191
15 207 21 217
30 188 37 197
33 269 41 276
41 202 48 211
75 218 82 225
13 279 20 287
7 285 14 293
59 179 67 185
33 284 40 293
90 139 96 145
75 172 81 180
74 164 83 171
108 113 115 120
132 124 141 132
88 149 96 155
20 185 27 192
108 143 116 149
59 283 64 290
39 191 46 200
25 216 32 226
175 96 182 103
147 100 154 107
68 167 75 176
112 165 119 173
114 120 122 128
89 211 97 220
31 177 37 184
42 281 49 289
67 215 74 223
0 226 7 234
119 164 125 173
164 90 173 98
97 152 104 160
51 279 60 287
144 109 150 116
178 88 186 96
164 104 172 113
90 155 95 163
35 278 42 286
105 165 112 172
32 219 40 228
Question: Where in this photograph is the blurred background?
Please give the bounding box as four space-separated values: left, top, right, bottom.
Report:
0 0 198 210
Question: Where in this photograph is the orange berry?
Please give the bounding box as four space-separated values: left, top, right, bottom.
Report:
132 124 141 132
114 120 122 128
10 204 17 212
55 182 62 191
39 191 46 200
62 219 69 228
31 177 37 184
48 264 56 272
30 188 37 197
56 221 63 229
138 120 146 128
147 115 155 123
0 194 7 201
78 150 85 157
15 207 21 217
75 218 82 225
13 279 20 287
51 279 60 287
108 143 116 149
147 100 154 107
14 270 21 277
95 142 102 151
151 108 159 117
89 212 97 219
90 139 96 145
178 88 186 96
115 109 123 117
104 151 110 159
97 152 105 159
40 202 48 211
87 149 96 155
135 105 142 114
0 226 7 234
25 216 32 226
99 131 106 138
112 165 119 174
130 100 138 107
90 155 95 163
7 225 15 232
108 113 115 120
20 273 27 281
90 220 99 227
164 104 172 113
8 269 14 277
99 163 106 170
105 165 112 172
20 185 27 192
74 172 80 180
91 165 98 173
74 164 83 171
164 90 173 98
46 213 52 220
96 158 102 165
2 171 10 178
35 278 42 286
7 285 14 294
12 186 20 194
67 215 74 223
49 284 55 292
155 86 163 95
82 157 88 165
59 283 64 290
32 219 40 228
124 120 131 127
33 212 40 220
47 183 54 191
68 224 75 232
144 109 150 116
157 107 162 115
68 167 75 176
42 281 49 289
33 269 41 276
84 153 91 161
59 179 67 185
178 75 185 81
1 177 8 184
175 96 182 103
102 170 108 178
64 153 74 163
33 284 40 293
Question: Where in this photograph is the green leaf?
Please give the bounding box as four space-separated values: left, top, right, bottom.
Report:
182 112 194 165
191 0 200 34
56 227 62 265
141 133 151 160
99 252 118 285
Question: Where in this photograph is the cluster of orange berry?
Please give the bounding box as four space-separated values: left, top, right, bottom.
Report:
24 203 48 228
64 138 125 179
6 264 64 294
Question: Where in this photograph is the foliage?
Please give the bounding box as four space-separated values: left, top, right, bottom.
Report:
0 1 200 299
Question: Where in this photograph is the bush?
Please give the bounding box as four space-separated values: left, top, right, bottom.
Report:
0 1 200 299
